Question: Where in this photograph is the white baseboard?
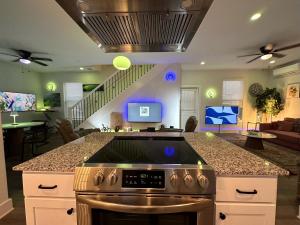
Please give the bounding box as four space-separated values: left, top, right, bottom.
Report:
0 198 14 219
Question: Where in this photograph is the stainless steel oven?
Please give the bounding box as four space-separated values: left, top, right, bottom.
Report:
74 136 216 225
77 194 213 225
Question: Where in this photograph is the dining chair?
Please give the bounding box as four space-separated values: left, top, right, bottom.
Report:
21 121 49 161
185 116 198 132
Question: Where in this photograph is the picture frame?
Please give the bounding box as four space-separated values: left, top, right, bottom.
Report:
44 93 61 108
286 83 300 98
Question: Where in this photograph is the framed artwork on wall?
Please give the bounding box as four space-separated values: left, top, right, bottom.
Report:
286 83 300 98
44 93 61 107
82 84 103 92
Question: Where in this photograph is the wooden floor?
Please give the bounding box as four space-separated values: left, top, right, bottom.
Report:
0 135 300 225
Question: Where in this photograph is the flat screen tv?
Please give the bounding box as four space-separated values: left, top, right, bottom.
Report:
205 106 239 125
128 102 162 123
0 91 36 112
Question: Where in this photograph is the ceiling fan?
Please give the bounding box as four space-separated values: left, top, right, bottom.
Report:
0 49 53 66
238 43 300 63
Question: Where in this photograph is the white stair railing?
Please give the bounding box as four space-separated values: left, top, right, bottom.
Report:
70 64 155 128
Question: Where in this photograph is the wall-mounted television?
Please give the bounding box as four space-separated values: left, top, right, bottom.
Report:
128 102 162 123
205 106 239 125
0 91 36 112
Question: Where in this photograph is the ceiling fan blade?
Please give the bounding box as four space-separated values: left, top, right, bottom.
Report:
32 60 48 66
0 52 18 57
272 53 286 58
247 55 262 64
11 49 31 58
274 43 300 52
31 57 53 61
238 53 261 58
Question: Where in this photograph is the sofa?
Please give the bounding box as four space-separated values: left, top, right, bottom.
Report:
259 118 300 150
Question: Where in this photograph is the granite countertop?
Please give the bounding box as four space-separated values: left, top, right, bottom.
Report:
13 132 289 176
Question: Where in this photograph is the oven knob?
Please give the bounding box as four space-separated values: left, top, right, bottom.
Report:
197 175 209 189
93 172 105 186
109 172 118 185
183 173 194 187
170 173 179 187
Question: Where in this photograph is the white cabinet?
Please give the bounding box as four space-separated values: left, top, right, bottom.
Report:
215 202 276 225
215 176 277 225
25 198 77 225
23 173 77 225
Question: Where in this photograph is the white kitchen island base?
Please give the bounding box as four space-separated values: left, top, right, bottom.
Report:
22 172 278 225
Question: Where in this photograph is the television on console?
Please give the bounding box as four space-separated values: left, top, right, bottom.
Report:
205 106 239 125
128 102 162 123
0 91 36 112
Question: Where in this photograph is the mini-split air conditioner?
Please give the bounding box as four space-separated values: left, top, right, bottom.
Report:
273 63 300 77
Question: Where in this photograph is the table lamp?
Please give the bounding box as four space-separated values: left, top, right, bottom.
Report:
10 111 19 125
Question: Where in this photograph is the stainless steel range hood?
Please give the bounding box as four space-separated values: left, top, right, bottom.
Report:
56 0 214 52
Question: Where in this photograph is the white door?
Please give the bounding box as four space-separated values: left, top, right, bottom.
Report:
215 202 276 225
63 83 83 119
25 198 77 225
180 87 199 129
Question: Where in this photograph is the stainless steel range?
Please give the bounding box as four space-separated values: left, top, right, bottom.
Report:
74 136 216 225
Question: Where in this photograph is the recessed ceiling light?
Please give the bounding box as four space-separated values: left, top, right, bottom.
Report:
97 43 102 48
269 60 276 64
260 54 272 60
250 12 262 21
80 67 84 70
200 61 205 65
19 58 31 64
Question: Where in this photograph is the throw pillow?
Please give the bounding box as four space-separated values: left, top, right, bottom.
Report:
278 121 294 132
294 121 300 133
284 117 296 122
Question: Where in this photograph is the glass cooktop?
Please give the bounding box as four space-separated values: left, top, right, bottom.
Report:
85 136 206 165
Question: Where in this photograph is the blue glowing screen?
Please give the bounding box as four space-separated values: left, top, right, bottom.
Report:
205 106 239 125
128 102 162 122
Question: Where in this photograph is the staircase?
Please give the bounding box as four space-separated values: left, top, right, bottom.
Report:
69 64 155 129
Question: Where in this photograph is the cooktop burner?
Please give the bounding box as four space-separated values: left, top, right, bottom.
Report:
86 136 206 165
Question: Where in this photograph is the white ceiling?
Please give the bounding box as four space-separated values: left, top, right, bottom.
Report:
0 0 299 72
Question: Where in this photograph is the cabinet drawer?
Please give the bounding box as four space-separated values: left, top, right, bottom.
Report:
215 202 275 225
25 197 77 225
216 177 277 203
23 173 75 198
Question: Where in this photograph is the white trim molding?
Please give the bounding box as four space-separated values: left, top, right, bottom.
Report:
0 198 13 219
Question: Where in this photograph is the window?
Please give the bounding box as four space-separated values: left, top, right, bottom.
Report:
222 80 244 120
222 80 244 102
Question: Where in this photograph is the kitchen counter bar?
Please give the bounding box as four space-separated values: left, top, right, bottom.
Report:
13 132 289 176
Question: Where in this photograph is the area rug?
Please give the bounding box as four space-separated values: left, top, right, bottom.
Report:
217 133 300 175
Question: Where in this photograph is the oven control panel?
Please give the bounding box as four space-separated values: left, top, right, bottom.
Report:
122 170 165 189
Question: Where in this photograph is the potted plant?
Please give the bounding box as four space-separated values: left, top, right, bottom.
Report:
255 88 284 122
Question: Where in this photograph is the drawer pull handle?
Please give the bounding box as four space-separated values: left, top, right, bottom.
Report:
236 189 257 195
67 208 74 215
219 212 226 220
38 184 58 190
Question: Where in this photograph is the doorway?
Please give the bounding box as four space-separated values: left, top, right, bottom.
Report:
63 83 83 119
180 87 199 130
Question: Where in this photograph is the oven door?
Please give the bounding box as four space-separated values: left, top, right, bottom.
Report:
76 194 213 225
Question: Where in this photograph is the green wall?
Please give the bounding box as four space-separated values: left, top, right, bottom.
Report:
0 61 44 123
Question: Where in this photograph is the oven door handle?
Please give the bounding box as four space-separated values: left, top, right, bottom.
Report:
77 195 213 214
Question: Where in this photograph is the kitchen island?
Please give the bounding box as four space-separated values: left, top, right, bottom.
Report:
14 132 288 225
